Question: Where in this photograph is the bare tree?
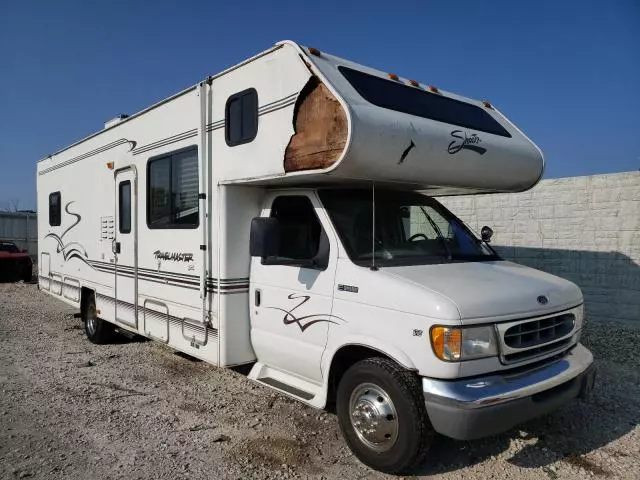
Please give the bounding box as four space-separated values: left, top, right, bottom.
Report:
0 198 21 212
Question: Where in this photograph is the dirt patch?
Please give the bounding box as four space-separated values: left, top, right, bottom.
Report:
179 402 211 414
240 437 310 468
563 454 610 476
149 345 211 378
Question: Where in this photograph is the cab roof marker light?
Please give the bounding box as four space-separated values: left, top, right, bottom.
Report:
482 100 493 109
388 73 400 81
308 47 321 57
428 85 440 93
408 79 421 88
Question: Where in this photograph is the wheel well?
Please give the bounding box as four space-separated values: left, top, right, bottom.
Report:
326 345 393 409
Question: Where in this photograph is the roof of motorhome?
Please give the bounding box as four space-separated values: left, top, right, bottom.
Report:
38 40 504 164
38 41 543 194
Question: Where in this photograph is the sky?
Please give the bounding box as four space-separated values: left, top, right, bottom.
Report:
1 0 638 211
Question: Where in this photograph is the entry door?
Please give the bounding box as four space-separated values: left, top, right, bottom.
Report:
114 169 138 329
250 194 338 383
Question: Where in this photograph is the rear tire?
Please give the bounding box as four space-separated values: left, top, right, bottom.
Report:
82 292 115 344
336 357 433 474
22 265 32 283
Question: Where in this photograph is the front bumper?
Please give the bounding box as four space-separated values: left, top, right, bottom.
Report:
422 343 595 440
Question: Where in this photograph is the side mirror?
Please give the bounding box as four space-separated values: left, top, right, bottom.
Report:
481 225 493 243
250 217 280 257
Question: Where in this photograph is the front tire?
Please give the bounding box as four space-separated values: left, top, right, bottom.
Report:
82 292 115 344
336 357 433 474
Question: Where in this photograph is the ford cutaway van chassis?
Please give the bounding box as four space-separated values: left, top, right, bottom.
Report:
37 41 595 473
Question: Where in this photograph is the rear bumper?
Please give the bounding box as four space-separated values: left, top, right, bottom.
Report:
422 343 595 440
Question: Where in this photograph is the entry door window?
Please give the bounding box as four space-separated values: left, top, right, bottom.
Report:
119 181 131 234
268 196 321 262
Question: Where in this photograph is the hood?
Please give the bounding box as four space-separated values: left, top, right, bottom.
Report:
383 260 582 323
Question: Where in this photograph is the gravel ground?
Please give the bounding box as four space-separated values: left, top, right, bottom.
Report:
1 281 639 479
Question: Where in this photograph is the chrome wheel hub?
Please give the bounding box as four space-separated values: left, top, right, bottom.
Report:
86 305 97 336
349 382 398 452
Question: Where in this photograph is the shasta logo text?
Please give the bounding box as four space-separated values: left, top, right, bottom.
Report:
447 130 487 155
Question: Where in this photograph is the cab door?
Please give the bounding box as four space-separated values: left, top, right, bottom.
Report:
250 193 338 383
114 168 138 329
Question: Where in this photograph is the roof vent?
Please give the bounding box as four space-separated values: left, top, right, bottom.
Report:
104 114 129 129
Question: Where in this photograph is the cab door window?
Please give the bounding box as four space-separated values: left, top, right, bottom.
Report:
267 196 321 262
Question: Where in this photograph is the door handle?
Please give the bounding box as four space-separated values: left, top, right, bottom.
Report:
255 289 261 307
112 241 121 254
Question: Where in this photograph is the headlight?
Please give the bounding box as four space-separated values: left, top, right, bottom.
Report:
430 325 499 361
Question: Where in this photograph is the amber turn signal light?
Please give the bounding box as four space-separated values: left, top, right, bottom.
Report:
430 326 462 361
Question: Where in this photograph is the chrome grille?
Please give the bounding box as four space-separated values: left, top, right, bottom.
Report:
503 338 572 363
504 314 574 349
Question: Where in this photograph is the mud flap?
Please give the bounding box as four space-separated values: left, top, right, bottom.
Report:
579 366 596 399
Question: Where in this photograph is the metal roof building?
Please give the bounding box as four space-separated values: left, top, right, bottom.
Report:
0 211 37 255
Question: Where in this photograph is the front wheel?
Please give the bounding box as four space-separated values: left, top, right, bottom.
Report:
336 357 433 474
82 292 116 344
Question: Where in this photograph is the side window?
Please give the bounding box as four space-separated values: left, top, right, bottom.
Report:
225 88 258 146
119 181 131 234
49 192 61 226
147 147 199 229
268 196 321 262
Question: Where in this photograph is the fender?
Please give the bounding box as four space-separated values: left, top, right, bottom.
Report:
322 335 417 382
310 336 418 408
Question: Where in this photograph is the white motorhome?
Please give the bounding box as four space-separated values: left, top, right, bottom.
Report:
37 41 595 473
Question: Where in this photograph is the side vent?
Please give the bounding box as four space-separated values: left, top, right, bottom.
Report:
100 216 115 241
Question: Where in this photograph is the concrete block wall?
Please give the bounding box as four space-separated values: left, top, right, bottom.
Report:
439 171 640 326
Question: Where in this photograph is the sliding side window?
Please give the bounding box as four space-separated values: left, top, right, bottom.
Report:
147 147 199 229
225 88 258 146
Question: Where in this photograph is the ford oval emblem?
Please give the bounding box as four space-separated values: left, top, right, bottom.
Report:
537 295 549 305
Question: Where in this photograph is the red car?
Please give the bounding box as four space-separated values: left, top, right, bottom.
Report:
0 241 33 282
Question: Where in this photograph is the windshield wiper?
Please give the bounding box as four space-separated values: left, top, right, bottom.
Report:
418 206 452 261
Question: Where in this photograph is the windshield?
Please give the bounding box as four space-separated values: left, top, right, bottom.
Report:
319 189 498 267
0 242 20 253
